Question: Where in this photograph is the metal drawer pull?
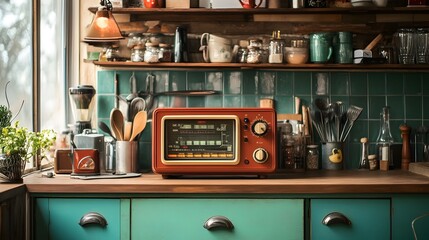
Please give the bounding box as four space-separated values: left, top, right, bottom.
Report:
204 216 234 230
322 212 352 226
79 212 108 227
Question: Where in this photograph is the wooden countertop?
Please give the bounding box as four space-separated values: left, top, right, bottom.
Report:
23 170 429 195
0 183 26 202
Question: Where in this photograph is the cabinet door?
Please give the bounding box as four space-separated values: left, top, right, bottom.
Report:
310 199 390 240
34 198 130 240
392 195 429 240
132 198 304 240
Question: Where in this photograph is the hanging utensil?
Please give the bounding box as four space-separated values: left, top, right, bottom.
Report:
130 111 148 141
110 108 124 141
126 72 138 102
340 105 363 142
98 121 115 140
129 97 146 121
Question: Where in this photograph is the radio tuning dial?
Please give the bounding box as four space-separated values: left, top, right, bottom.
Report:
251 120 269 136
253 148 268 163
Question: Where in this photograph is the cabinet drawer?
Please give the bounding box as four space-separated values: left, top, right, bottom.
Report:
34 198 128 240
132 198 304 240
310 199 390 240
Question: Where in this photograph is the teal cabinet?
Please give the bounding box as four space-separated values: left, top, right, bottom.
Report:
131 198 304 240
34 198 130 240
310 199 390 240
392 195 429 240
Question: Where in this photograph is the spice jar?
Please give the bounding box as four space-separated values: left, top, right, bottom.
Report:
247 46 262 64
131 44 145 62
159 43 173 62
368 154 378 170
144 42 161 63
306 145 319 170
236 40 249 63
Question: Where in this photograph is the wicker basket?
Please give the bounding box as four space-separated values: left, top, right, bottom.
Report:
0 154 25 183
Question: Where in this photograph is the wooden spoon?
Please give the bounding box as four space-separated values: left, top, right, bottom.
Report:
124 121 133 141
129 111 147 142
110 108 124 141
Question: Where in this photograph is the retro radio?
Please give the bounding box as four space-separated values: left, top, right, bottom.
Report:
152 108 277 177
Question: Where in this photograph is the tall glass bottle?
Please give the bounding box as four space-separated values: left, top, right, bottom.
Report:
376 106 394 169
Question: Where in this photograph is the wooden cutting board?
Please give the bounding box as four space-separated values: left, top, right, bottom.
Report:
409 162 429 177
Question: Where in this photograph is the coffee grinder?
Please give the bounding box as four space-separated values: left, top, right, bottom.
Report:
69 85 96 134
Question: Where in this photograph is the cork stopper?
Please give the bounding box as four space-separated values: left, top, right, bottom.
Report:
360 137 368 143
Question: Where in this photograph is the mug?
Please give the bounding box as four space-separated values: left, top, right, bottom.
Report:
239 0 263 8
310 32 333 63
200 33 233 63
144 0 164 8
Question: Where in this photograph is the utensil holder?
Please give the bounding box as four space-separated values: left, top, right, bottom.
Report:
321 142 344 170
116 141 138 174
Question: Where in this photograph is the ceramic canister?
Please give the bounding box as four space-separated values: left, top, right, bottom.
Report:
200 33 233 63
310 32 334 63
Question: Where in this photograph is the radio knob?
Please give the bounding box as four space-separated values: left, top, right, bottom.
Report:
251 120 269 136
253 148 268 163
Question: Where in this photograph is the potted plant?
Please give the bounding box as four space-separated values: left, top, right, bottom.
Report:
0 81 56 183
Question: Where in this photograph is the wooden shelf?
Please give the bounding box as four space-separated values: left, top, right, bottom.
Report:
93 61 429 71
89 7 429 15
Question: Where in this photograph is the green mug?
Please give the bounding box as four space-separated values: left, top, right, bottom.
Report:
310 33 333 63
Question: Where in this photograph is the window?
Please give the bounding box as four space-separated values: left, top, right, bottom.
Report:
0 0 71 171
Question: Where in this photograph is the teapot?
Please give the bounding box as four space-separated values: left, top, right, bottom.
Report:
239 0 263 8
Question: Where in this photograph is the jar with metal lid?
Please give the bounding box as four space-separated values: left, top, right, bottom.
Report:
247 46 262 64
159 43 173 62
249 38 263 48
106 44 120 61
131 44 144 62
306 145 319 170
144 43 161 63
269 30 284 64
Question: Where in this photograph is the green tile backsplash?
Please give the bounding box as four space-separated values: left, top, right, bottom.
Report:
97 70 429 171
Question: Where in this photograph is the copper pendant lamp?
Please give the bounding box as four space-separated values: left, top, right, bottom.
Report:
83 0 124 46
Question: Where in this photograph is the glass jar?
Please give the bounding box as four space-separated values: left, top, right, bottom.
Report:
131 45 145 62
269 30 284 63
106 44 120 61
144 43 161 63
127 32 144 49
306 145 319 170
159 43 173 62
247 46 262 64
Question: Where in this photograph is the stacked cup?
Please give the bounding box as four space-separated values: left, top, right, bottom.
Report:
395 28 429 64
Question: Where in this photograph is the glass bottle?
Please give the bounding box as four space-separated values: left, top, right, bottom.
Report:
359 137 369 169
281 120 295 169
293 123 306 170
376 106 394 169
